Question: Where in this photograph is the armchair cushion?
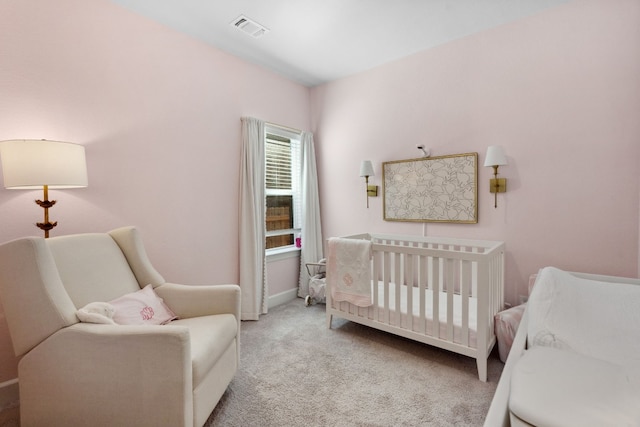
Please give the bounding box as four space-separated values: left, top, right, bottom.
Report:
47 233 142 307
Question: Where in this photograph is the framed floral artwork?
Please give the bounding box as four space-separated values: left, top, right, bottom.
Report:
382 152 478 223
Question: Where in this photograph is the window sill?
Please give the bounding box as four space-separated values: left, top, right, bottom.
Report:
266 246 301 262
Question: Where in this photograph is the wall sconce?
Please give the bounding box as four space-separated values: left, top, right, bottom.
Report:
483 145 508 208
359 160 378 208
0 139 88 237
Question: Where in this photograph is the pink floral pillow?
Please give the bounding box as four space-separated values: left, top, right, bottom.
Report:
109 284 177 325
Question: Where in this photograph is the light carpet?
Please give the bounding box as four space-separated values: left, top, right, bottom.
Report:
206 298 503 426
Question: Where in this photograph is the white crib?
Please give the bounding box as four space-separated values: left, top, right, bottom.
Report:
326 233 505 382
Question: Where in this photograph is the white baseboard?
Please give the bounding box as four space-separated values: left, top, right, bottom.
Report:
0 379 18 411
268 288 298 309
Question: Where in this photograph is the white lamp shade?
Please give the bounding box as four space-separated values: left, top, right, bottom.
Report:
0 139 88 189
483 145 508 167
359 160 375 177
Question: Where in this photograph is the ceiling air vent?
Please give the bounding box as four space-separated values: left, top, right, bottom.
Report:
231 15 270 38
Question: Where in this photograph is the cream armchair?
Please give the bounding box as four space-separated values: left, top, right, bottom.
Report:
0 226 240 427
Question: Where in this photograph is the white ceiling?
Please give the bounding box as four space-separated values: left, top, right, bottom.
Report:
110 0 570 87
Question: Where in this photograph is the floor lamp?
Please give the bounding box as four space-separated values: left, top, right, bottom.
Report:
0 139 88 238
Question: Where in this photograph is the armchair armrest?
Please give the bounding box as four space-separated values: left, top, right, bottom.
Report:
154 283 241 320
483 309 530 427
19 322 193 426
155 283 242 372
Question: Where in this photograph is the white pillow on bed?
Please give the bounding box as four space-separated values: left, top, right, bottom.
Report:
527 267 640 368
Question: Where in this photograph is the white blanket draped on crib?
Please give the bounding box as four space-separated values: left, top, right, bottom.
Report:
327 237 373 307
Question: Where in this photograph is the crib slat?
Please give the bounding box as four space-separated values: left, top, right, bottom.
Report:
461 260 470 347
472 246 479 297
476 260 489 361
431 257 440 339
438 245 444 292
406 253 414 331
446 258 454 342
372 250 379 321
394 252 402 327
418 253 427 334
383 250 390 324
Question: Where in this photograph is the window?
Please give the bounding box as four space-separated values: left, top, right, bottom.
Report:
265 126 301 251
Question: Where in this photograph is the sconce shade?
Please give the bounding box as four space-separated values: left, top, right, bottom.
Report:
0 139 88 189
483 145 508 167
359 160 375 177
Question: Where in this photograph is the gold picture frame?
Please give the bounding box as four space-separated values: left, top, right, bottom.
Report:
382 152 478 223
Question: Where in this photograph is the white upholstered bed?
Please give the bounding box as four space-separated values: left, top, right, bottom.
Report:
484 267 640 426
326 233 505 382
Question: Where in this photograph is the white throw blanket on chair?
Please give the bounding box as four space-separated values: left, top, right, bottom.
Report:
327 237 373 307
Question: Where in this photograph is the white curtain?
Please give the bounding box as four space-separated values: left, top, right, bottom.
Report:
298 131 324 297
239 117 267 320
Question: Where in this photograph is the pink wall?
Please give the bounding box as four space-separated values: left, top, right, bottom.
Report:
310 0 640 305
267 255 301 297
0 0 310 383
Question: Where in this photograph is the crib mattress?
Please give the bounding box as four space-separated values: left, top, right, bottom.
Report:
334 281 478 348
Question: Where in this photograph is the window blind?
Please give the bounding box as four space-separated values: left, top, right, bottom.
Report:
266 134 292 190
